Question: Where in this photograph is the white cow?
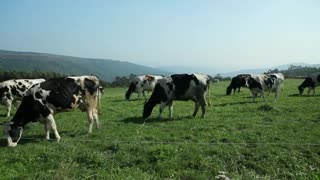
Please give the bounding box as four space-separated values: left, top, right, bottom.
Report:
143 73 211 119
125 75 163 101
246 73 284 102
4 76 100 147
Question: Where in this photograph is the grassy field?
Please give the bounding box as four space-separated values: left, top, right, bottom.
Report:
0 79 320 179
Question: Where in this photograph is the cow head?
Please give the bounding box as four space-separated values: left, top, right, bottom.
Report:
298 77 314 95
226 86 232 95
143 83 168 119
3 123 23 147
144 75 155 84
125 82 138 100
143 101 155 119
298 85 304 95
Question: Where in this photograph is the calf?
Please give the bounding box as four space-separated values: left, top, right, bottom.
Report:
143 74 210 119
125 75 163 101
298 72 320 95
0 79 45 117
246 73 284 102
3 75 100 147
226 74 251 95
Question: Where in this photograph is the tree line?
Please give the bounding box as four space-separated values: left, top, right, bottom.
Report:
265 65 320 78
0 65 318 88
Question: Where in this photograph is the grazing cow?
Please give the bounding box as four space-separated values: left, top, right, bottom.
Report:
246 73 284 102
0 79 45 117
213 79 220 83
298 72 320 95
125 75 163 101
143 74 211 119
226 74 251 95
3 76 100 147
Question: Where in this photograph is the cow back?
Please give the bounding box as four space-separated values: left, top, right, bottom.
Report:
171 74 199 97
39 78 82 109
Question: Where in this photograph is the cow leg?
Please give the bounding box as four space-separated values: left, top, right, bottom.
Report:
193 102 200 117
252 92 260 102
200 99 207 118
312 88 316 96
274 88 279 102
158 102 167 119
44 121 51 140
87 109 94 133
93 108 100 129
45 114 61 141
142 90 147 102
252 93 256 102
204 92 210 106
261 91 266 102
168 101 173 119
307 88 311 95
5 99 12 118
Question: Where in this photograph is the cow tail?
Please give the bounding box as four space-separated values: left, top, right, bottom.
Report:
97 88 102 115
206 79 211 106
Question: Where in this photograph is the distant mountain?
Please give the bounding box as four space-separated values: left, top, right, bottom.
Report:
221 63 320 77
0 50 170 81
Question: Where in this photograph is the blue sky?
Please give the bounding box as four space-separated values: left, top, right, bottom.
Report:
1 0 319 71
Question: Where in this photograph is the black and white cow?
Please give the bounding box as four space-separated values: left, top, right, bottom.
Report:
125 75 163 101
3 75 100 147
0 79 45 117
143 74 211 119
226 74 251 95
298 72 320 95
246 73 284 102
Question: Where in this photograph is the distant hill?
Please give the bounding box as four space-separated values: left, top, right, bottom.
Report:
0 50 170 82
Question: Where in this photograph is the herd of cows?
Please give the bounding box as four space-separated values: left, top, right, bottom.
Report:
0 72 319 147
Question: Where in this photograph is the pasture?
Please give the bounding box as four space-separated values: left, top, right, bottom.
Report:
1 79 320 179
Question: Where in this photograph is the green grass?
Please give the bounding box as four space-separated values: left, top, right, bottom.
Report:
1 79 320 179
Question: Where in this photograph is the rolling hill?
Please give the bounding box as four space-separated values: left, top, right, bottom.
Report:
0 50 170 82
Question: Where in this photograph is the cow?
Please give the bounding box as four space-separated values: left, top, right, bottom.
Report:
125 75 163 101
3 75 100 147
298 72 320 95
226 74 251 95
0 79 45 117
143 74 211 119
246 73 284 102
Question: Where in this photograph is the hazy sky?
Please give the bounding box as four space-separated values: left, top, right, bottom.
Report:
1 0 319 71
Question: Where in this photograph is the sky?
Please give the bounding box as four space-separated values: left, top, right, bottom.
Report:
0 0 320 72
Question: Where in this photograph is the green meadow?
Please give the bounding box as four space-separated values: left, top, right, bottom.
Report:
1 79 320 179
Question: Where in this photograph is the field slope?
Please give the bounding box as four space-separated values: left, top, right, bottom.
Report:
0 79 320 179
